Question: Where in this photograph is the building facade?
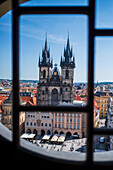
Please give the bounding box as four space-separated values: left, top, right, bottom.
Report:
94 91 113 118
1 93 25 134
53 111 87 138
25 111 53 136
37 36 75 106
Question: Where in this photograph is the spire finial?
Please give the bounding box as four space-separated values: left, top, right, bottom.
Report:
46 32 47 40
67 30 70 50
68 29 69 39
45 32 47 50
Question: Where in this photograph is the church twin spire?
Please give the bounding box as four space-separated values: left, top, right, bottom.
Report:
39 33 75 68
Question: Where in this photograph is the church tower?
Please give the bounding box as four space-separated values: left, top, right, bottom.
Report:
38 35 53 83
37 36 53 105
60 34 75 84
60 34 75 103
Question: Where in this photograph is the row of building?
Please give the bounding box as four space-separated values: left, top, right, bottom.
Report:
1 92 87 138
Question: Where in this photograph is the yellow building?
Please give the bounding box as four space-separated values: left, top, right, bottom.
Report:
94 91 113 118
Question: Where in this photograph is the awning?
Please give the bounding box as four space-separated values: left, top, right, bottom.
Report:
51 134 59 142
58 135 65 142
42 135 51 140
21 133 35 139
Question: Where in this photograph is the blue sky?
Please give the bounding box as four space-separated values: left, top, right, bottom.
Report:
1 0 113 82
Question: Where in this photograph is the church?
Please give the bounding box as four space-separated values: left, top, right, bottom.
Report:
37 35 76 106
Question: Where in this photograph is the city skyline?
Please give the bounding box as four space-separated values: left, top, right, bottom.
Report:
1 0 113 82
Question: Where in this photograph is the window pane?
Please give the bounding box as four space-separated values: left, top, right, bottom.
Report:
95 0 113 28
94 37 113 119
20 0 88 6
20 14 88 106
20 112 87 161
93 135 113 162
0 10 12 141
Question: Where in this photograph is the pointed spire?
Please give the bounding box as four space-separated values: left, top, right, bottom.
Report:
67 30 70 50
45 32 47 51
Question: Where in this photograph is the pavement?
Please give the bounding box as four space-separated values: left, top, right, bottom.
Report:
33 138 87 153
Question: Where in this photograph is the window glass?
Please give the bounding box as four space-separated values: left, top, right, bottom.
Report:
20 0 88 6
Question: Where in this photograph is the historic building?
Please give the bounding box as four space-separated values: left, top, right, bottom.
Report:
25 110 53 136
94 91 113 118
37 35 75 106
1 93 26 134
24 35 89 138
53 102 87 138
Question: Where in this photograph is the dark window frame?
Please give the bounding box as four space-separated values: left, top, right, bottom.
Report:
9 0 113 167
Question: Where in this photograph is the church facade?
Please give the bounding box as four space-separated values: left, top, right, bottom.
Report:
37 35 76 106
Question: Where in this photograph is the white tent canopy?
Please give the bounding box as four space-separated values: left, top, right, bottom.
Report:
51 134 59 142
58 135 65 142
42 135 51 140
21 133 35 139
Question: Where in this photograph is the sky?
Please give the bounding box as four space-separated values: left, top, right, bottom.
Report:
1 0 113 82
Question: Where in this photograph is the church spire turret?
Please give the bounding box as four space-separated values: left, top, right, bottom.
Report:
60 33 75 68
39 34 52 67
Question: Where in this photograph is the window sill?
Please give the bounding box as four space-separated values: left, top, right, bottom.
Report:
0 122 113 164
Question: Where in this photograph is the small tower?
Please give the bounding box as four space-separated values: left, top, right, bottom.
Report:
38 35 53 83
60 34 75 85
60 34 76 103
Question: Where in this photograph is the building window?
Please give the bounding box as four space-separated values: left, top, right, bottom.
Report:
74 125 76 129
43 70 46 78
42 91 45 95
65 70 69 79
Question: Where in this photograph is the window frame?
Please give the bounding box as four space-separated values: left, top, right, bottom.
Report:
10 0 113 167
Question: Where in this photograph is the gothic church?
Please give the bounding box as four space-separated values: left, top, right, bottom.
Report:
37 35 76 105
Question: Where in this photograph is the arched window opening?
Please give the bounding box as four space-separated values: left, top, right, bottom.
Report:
65 70 69 79
43 70 46 78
